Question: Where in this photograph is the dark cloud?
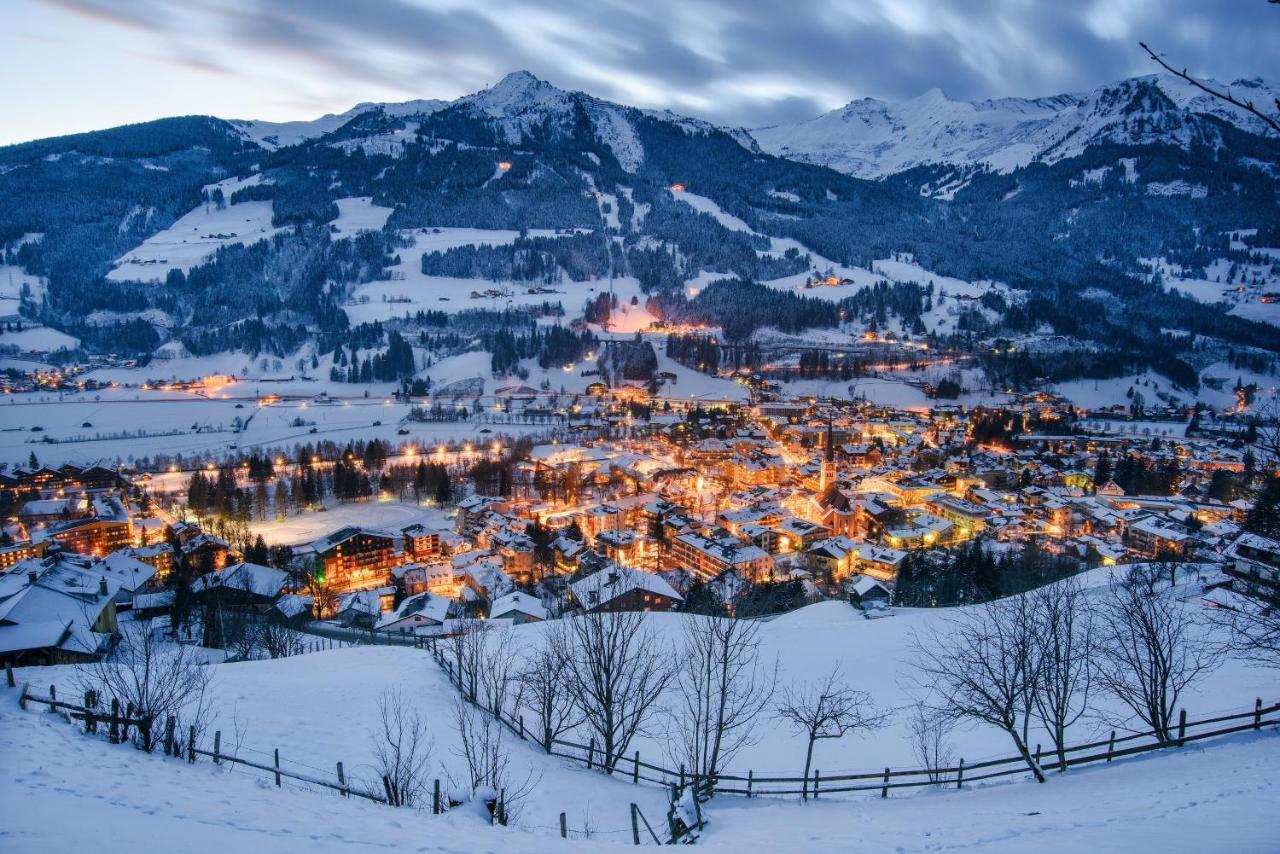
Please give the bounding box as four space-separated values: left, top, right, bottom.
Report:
36 0 1280 126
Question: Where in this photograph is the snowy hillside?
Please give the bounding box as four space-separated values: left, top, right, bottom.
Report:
5 567 1280 852
751 74 1280 178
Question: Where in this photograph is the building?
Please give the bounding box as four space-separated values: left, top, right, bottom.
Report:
1224 531 1280 603
46 515 134 558
402 524 442 561
294 527 398 591
670 531 773 582
0 556 120 666
376 591 454 633
489 591 547 624
568 565 683 613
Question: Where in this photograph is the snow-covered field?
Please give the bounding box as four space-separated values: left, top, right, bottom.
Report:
0 388 547 467
0 324 79 353
6 569 1279 852
107 176 286 283
247 501 448 545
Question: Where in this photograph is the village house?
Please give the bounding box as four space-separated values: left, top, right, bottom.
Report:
0 556 120 666
568 565 683 613
489 591 548 624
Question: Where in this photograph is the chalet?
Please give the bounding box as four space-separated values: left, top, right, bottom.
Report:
846 574 893 613
0 557 120 666
375 591 453 633
336 586 396 628
122 543 174 578
1124 515 1192 558
192 562 288 609
18 497 89 525
489 591 547 624
568 565 683 613
180 532 238 572
271 594 315 627
1223 531 1280 603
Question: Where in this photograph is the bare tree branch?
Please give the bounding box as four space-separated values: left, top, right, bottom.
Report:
775 667 887 799
1140 41 1280 136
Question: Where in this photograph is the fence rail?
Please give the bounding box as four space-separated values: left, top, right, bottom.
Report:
14 678 669 843
426 638 1280 802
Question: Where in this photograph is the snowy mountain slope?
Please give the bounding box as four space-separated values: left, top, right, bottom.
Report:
232 99 448 149
230 71 757 174
752 74 1280 178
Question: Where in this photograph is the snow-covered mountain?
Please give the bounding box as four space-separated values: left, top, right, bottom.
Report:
751 74 1279 178
230 71 757 173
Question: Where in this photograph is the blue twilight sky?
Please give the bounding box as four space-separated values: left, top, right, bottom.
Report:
2 0 1278 146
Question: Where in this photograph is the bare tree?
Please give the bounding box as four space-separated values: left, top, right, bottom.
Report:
77 623 213 752
775 667 887 799
906 706 956 786
1031 576 1094 771
256 619 306 659
669 615 776 794
518 621 582 752
371 688 434 807
556 600 677 773
476 624 517 718
1210 602 1280 670
910 595 1046 782
1094 565 1219 744
449 696 539 823
445 618 487 704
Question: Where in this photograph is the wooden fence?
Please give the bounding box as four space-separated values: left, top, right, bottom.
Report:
15 679 668 843
426 638 1280 802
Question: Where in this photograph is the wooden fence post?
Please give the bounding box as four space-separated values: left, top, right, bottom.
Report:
6 662 14 688
433 778 440 814
814 769 820 800
747 769 753 798
337 762 347 797
274 748 282 786
679 763 685 791
188 725 196 763
18 683 28 710
164 716 176 755
1255 698 1263 730
110 699 121 744
1177 708 1187 747
1034 743 1041 765
587 737 595 770
213 730 221 764
956 758 964 789
633 751 640 784
560 811 567 839
1107 730 1116 762
881 767 890 799
518 716 525 740
83 690 95 734
48 684 56 713
630 803 640 845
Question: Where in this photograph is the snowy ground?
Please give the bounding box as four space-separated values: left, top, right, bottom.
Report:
0 324 79 353
0 388 547 468
107 176 287 284
247 501 449 545
5 584 1279 852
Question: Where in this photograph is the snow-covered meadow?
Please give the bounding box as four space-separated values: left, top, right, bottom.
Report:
6 565 1280 852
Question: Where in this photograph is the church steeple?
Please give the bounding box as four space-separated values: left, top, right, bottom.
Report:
820 415 836 490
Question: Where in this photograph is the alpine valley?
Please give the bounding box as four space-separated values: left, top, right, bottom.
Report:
2 69 1279 410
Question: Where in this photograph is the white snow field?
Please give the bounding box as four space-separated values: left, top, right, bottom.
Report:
0 388 548 468
5 577 1279 853
107 176 287 284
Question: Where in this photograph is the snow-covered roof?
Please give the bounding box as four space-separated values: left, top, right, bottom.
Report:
570 565 682 608
489 591 547 621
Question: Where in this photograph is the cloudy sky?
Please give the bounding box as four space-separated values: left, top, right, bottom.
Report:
3 0 1278 145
